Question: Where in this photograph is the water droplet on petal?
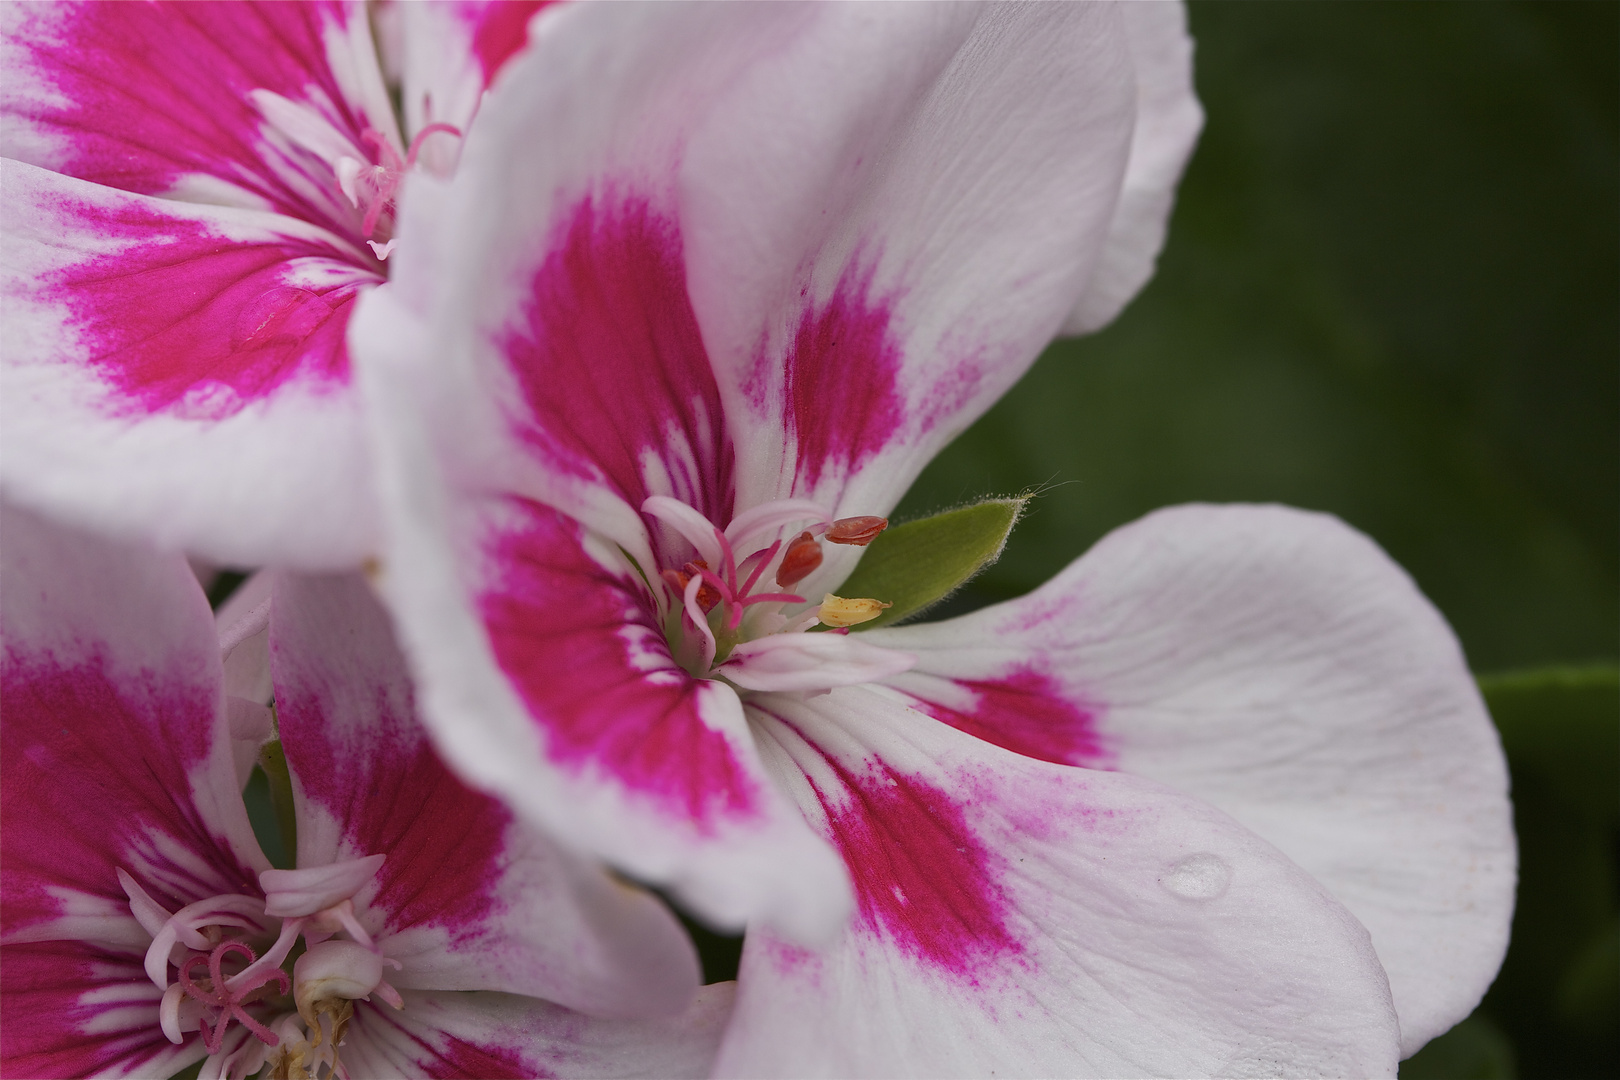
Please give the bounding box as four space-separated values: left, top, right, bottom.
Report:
1160 852 1231 901
232 286 334 351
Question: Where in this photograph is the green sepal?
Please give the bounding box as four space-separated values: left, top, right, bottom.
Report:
256 738 299 868
837 496 1027 630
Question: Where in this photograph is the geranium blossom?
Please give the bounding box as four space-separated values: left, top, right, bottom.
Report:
0 0 542 568
0 505 729 1078
349 1 1515 1074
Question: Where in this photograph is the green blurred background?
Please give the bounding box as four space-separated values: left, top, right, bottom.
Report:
895 3 1618 1076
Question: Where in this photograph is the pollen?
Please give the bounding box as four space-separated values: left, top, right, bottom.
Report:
817 594 892 628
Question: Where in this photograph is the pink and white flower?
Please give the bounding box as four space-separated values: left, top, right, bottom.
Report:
0 0 544 568
349 1 1514 1074
0 505 728 1078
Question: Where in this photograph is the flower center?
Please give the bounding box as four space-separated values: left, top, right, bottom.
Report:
641 496 891 679
176 939 292 1055
335 123 462 258
120 854 401 1078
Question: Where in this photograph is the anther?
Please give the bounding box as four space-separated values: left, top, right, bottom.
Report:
825 516 889 546
818 594 892 628
775 532 823 587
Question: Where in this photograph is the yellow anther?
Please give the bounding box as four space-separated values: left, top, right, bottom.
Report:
817 594 892 628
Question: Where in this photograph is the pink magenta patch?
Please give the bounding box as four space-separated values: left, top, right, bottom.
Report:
502 195 733 528
0 943 174 1078
277 684 508 942
812 756 1021 981
914 666 1113 769
0 651 260 933
777 266 906 489
48 196 371 418
470 1 552 83
481 500 761 830
16 1 380 235
423 1034 549 1080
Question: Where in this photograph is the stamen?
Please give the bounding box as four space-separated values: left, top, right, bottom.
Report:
818 594 892 628
826 516 889 546
737 540 782 597
404 122 462 168
775 531 823 587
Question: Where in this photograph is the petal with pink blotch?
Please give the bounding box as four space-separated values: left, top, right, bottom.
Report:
720 688 1400 1079
1 162 382 567
360 3 818 561
338 984 734 1080
1 0 396 231
355 0 1175 938
867 504 1515 1058
678 3 1164 524
0 506 266 1075
0 942 200 1080
343 482 850 942
270 570 708 1019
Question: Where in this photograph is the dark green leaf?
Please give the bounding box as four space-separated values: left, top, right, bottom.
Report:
1400 1012 1517 1080
1479 666 1619 827
838 498 1026 630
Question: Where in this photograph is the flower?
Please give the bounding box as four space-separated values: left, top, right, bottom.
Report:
349 1 1512 1074
0 0 544 568
0 505 729 1079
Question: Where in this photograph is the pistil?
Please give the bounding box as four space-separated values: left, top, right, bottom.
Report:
642 495 894 680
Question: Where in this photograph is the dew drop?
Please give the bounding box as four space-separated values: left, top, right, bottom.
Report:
1160 852 1231 901
232 286 334 351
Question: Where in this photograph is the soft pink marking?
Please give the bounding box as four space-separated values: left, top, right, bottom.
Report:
914 667 1113 769
470 1 552 83
47 197 371 417
0 943 175 1077
15 1 381 239
812 757 1021 980
502 195 732 539
779 266 906 488
480 500 760 830
0 651 261 937
275 660 506 944
424 1035 551 1080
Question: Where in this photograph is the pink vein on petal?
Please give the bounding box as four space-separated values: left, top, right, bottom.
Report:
811 756 1021 981
42 196 370 418
0 650 259 930
277 685 508 943
773 264 906 490
479 499 760 830
16 0 378 234
500 193 732 527
912 667 1114 770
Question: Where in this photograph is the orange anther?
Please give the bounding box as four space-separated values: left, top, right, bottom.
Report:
825 516 888 546
775 532 823 587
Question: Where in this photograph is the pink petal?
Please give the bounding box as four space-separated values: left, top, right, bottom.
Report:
0 942 200 1079
2 163 381 566
338 985 733 1080
2 0 397 236
869 503 1515 1057
722 688 1401 1078
1 506 266 947
270 571 704 1019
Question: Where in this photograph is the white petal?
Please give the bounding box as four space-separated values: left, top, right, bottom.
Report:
719 688 1400 1078
870 503 1516 1055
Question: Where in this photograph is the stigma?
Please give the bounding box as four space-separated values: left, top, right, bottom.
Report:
641 495 898 682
